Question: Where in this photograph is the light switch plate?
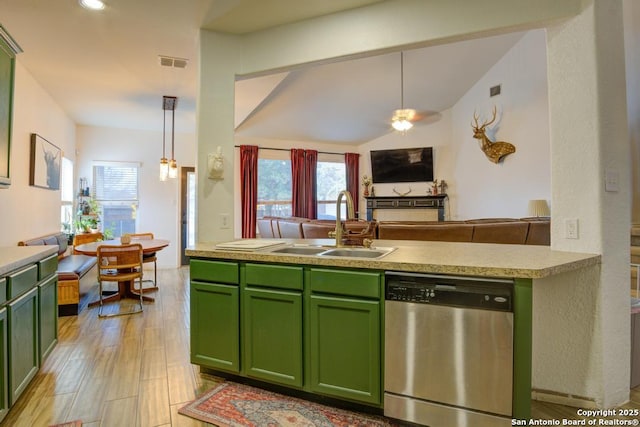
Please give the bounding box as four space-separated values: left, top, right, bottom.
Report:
565 218 579 239
605 168 619 192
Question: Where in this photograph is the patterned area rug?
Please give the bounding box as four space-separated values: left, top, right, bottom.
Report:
178 382 398 426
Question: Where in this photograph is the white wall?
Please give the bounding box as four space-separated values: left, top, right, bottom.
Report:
76 125 196 268
0 61 76 246
451 30 551 219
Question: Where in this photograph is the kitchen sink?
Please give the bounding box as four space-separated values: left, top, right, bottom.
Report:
320 247 395 259
270 246 328 255
268 245 395 259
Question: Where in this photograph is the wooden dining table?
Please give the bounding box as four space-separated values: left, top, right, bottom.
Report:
74 237 169 307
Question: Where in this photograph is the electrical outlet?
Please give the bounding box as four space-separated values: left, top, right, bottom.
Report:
220 213 230 229
565 218 579 239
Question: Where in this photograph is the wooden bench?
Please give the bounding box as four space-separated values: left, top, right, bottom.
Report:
19 232 100 316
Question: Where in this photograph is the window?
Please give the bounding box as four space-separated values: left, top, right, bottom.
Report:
317 160 346 219
257 157 292 217
93 161 139 237
256 150 347 219
60 157 74 233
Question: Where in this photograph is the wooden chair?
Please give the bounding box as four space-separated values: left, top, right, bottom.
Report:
72 231 103 254
96 243 144 317
130 232 158 289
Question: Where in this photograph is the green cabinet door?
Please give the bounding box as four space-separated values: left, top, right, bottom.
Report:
38 275 58 362
0 307 8 423
190 281 240 372
309 294 381 405
243 287 302 387
8 286 39 406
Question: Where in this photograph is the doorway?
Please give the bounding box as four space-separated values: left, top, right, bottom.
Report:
180 166 196 266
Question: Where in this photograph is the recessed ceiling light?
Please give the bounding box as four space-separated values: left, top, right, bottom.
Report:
79 0 105 10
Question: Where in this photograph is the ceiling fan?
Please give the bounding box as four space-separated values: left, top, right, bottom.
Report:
391 51 427 132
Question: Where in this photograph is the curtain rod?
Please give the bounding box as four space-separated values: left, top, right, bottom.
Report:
233 145 350 156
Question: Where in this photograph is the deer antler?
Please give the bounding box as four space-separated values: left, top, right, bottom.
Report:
471 106 498 130
393 187 412 197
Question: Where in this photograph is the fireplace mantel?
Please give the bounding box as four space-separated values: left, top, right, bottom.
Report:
365 194 448 221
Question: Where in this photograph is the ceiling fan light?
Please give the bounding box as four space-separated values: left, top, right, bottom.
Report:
79 0 105 10
392 119 413 132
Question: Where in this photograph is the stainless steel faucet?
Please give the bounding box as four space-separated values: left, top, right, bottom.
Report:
330 190 355 247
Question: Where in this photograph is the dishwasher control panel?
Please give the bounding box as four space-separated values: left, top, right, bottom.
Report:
385 273 513 312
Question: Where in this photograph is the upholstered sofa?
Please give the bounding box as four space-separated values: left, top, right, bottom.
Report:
258 216 550 245
19 232 98 316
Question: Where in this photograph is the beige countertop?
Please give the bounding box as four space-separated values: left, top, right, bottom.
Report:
186 239 600 279
0 246 58 277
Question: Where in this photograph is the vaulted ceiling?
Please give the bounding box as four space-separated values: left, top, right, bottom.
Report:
0 0 523 143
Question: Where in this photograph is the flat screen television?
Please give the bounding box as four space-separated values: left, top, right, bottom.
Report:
370 147 433 183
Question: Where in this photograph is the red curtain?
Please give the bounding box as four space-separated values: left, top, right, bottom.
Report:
291 149 306 217
291 149 318 219
240 145 259 238
345 152 360 215
305 150 318 219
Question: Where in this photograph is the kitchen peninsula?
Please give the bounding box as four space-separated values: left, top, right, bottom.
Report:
186 239 599 425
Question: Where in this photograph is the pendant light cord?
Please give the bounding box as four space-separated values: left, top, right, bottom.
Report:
162 110 166 157
171 107 175 159
400 51 404 110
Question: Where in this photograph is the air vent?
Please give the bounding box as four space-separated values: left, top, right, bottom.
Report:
158 55 188 69
490 84 501 97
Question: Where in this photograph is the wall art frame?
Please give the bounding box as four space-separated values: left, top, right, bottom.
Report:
30 133 62 190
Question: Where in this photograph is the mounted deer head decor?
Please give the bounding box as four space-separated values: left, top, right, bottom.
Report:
471 106 516 164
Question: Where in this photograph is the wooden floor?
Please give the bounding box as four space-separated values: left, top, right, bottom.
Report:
1 267 638 426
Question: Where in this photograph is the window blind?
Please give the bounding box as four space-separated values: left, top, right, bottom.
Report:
93 162 139 201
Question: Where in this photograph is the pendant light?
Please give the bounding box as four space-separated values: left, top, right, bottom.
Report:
168 96 178 179
159 100 169 181
160 96 178 180
391 52 416 132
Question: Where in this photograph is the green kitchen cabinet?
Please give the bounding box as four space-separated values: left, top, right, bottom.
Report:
190 281 240 372
8 286 39 406
243 287 303 386
0 307 8 423
307 268 382 405
38 274 58 362
242 263 303 387
190 259 240 372
308 295 381 405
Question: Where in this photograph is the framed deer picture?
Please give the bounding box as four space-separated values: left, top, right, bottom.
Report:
30 133 61 190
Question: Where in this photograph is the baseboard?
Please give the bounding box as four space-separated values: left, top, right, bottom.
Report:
532 388 598 408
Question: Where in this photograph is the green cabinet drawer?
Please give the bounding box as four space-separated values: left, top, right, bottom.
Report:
0 279 6 305
245 264 303 291
38 254 58 280
7 264 38 299
190 259 238 284
308 268 381 298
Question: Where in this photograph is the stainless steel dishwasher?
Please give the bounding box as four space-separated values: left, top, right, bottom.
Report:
384 272 514 427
